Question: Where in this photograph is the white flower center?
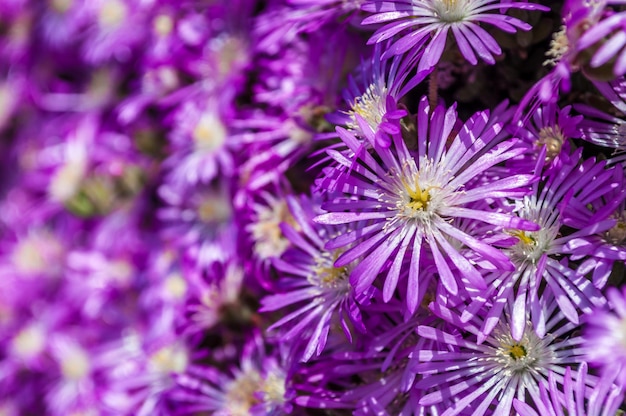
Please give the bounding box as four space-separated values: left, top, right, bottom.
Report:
99 0 128 28
509 197 559 265
211 35 248 78
197 192 232 223
49 158 87 203
164 273 188 300
386 158 453 230
261 372 287 406
153 14 174 36
11 325 46 359
490 326 554 374
149 344 189 374
107 259 133 286
192 112 227 153
49 0 73 13
432 0 468 22
12 232 64 275
223 369 263 415
249 199 295 260
61 347 91 380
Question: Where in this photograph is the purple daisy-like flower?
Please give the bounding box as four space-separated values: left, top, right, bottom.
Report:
413 301 593 415
461 149 619 340
517 0 607 114
181 257 248 335
584 286 626 388
162 98 235 190
316 96 538 312
514 362 624 416
100 330 193 416
158 181 233 268
261 195 371 361
81 0 150 64
361 0 548 72
325 44 424 149
173 334 291 415
510 103 582 167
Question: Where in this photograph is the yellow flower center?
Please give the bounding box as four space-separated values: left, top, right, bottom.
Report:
407 186 432 212
505 343 527 360
510 230 536 246
537 125 565 161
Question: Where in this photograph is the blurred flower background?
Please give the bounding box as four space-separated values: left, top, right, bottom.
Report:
0 0 625 414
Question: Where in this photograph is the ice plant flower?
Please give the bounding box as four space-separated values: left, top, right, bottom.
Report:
158 181 233 268
174 335 291 415
163 99 234 190
261 195 371 361
326 44 425 148
413 302 593 415
361 0 548 72
461 150 619 340
517 0 606 115
509 103 582 168
316 96 538 312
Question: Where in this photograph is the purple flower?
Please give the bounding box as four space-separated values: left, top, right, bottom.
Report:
162 98 235 190
181 258 249 335
361 0 547 72
509 103 582 167
315 96 538 312
100 330 194 416
325 44 424 149
261 195 371 361
413 302 592 415
461 150 619 340
158 181 233 268
173 335 290 415
517 0 606 114
565 168 626 287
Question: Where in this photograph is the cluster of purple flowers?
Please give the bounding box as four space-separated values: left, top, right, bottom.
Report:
1 0 626 414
